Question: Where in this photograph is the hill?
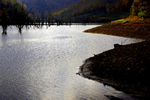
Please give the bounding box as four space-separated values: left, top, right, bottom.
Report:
54 0 135 23
19 0 80 16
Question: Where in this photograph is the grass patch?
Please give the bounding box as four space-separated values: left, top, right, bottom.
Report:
111 16 145 24
111 19 124 23
111 19 130 23
122 19 130 23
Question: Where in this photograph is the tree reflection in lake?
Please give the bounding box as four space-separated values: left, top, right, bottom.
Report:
0 24 52 34
16 25 24 34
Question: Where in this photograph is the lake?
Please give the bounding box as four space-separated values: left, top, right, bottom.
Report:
0 25 141 100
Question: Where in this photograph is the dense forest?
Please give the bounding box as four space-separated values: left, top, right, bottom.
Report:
55 0 150 23
54 0 130 23
0 0 31 24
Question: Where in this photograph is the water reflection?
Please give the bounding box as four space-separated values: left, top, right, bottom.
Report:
1 24 49 35
0 25 141 100
16 25 24 34
1 33 7 45
2 25 7 35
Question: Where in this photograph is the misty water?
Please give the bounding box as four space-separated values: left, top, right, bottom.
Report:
0 25 142 100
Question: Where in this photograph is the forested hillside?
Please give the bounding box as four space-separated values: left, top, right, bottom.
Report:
54 0 133 23
0 0 30 24
55 0 150 23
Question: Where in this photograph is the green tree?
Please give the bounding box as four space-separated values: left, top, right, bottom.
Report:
130 0 150 18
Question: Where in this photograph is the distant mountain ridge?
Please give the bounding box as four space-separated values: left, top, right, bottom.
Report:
18 0 80 15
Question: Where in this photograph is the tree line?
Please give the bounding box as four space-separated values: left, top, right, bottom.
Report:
0 0 73 34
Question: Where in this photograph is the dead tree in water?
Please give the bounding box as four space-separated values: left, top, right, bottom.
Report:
31 10 35 25
40 11 45 25
16 25 24 33
2 25 7 35
47 10 54 25
1 10 8 34
1 8 9 34
0 1 10 34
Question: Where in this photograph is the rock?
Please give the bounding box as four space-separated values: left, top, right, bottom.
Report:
114 44 122 48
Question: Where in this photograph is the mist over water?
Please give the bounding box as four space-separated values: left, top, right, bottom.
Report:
0 25 141 100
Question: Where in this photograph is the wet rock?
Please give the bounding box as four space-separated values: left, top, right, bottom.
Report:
114 44 122 48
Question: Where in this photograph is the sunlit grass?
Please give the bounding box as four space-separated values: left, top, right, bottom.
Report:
111 19 130 23
111 16 145 24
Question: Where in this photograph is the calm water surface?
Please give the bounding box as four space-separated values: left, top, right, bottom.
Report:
0 25 142 100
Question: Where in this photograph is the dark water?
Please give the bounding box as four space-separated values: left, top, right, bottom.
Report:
0 25 142 100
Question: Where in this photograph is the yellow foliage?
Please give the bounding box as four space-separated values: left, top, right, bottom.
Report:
53 7 69 16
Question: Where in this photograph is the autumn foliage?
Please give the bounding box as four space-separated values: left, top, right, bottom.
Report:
0 0 31 24
130 0 150 17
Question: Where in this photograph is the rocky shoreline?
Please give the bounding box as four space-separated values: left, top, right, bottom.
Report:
78 20 150 99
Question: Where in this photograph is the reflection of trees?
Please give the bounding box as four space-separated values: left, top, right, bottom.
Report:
16 25 24 34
